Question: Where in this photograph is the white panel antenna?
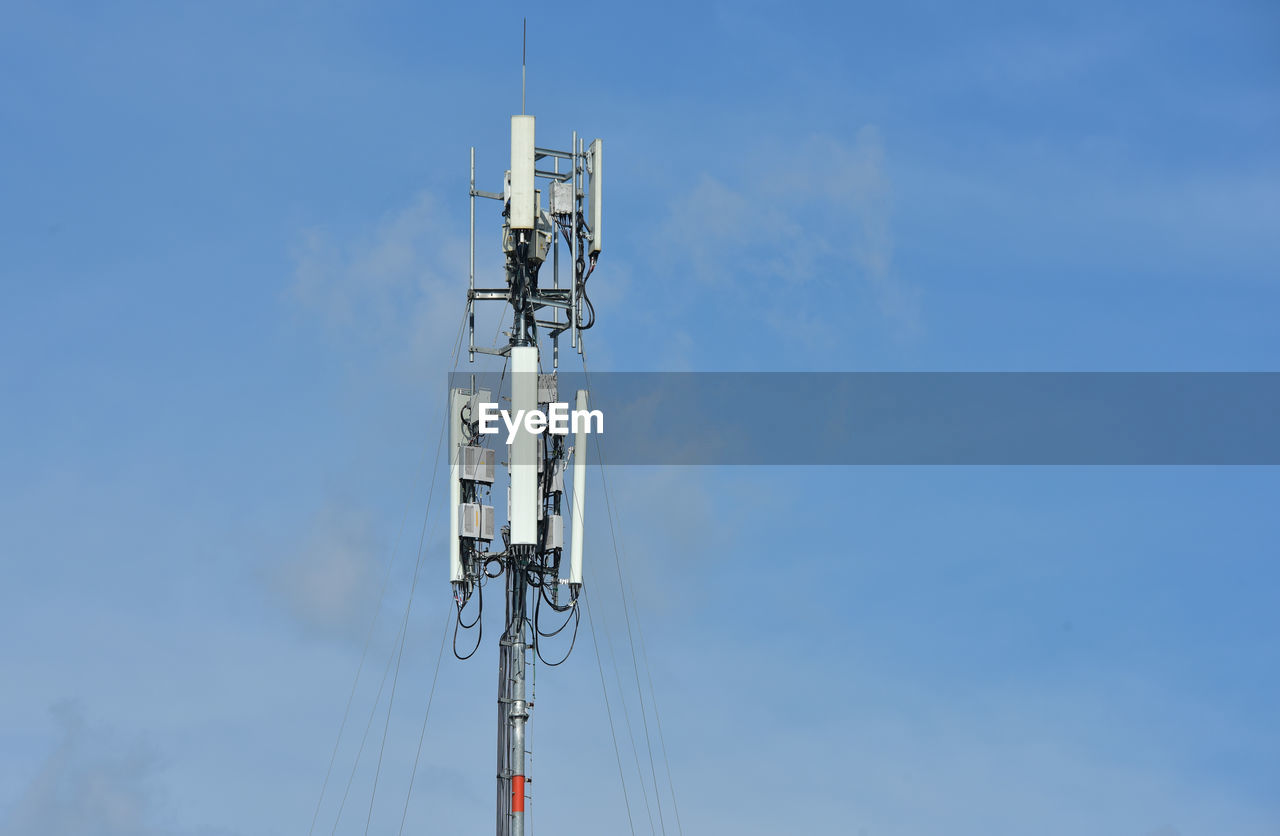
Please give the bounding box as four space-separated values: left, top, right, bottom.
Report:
509 116 536 230
568 388 588 586
588 138 603 255
508 346 538 545
449 386 492 584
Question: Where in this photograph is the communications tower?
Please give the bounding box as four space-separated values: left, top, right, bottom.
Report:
449 112 603 836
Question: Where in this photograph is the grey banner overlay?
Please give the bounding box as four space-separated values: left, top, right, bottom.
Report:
446 373 1280 464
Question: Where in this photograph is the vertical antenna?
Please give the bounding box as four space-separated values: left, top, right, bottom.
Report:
521 18 526 114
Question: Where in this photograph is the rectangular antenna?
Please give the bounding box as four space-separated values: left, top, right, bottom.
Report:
588 138 603 255
448 388 466 582
510 116 536 230
509 346 538 544
567 388 588 585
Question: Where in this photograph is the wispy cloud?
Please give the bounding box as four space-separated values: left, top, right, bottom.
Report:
3 704 236 836
265 505 385 641
658 128 921 341
290 192 472 377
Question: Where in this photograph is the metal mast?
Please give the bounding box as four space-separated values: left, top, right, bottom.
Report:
450 111 603 836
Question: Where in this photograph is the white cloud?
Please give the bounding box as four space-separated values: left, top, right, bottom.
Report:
266 506 384 641
289 192 472 378
2 704 236 836
658 127 921 340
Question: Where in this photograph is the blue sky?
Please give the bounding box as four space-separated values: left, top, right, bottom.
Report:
2 2 1278 834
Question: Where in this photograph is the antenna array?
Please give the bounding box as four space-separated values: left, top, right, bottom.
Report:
451 103 604 836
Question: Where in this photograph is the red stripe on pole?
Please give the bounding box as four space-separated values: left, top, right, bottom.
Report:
512 775 525 812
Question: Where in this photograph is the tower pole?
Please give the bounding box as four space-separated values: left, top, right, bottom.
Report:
498 562 529 835
456 103 600 835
